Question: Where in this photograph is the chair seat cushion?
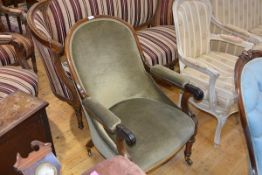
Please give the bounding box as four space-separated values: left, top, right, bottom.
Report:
181 52 238 108
0 34 33 66
137 25 177 67
109 98 194 171
0 67 38 100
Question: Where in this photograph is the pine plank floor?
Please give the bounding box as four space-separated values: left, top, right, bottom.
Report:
36 57 249 175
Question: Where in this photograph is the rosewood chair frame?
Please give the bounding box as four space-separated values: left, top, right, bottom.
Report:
235 50 262 175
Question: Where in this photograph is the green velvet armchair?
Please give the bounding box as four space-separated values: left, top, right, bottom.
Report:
65 17 203 172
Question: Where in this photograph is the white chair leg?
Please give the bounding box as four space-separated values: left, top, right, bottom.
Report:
214 116 227 145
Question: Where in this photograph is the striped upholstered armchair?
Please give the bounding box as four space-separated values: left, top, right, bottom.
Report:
0 33 37 100
27 0 178 129
210 0 262 48
0 0 37 72
173 0 253 144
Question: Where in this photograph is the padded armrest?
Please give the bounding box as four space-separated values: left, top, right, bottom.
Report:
224 24 251 37
82 97 136 146
211 34 254 50
82 97 121 133
150 65 189 89
150 65 204 100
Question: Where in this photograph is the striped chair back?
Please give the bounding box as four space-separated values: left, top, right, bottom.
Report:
152 0 174 26
174 0 211 59
47 0 158 44
211 0 262 32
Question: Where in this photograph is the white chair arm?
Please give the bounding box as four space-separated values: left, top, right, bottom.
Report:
224 24 262 44
181 55 219 77
211 34 254 50
180 55 219 111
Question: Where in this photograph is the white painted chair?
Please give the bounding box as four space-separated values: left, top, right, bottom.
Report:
173 0 253 144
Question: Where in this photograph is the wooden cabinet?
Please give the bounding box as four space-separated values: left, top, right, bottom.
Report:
0 92 55 175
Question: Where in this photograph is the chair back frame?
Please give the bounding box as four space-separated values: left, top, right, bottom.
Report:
64 16 148 100
173 0 212 70
235 50 262 175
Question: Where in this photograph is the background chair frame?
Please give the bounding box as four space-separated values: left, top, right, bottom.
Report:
235 50 262 175
27 0 83 128
0 0 37 72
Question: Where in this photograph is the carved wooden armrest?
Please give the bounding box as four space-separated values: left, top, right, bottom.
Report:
27 0 63 54
3 33 31 69
0 1 26 22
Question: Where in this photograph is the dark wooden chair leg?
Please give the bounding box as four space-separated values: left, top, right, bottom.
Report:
184 135 195 165
184 113 198 166
75 106 84 129
86 139 94 157
31 53 37 73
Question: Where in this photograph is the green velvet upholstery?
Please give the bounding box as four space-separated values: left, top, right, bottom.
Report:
67 17 196 171
83 98 121 133
150 65 189 89
69 19 173 108
109 98 194 171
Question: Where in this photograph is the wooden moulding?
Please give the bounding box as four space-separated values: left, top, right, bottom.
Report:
13 141 52 171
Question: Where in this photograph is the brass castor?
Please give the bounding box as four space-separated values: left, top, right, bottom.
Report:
185 157 193 166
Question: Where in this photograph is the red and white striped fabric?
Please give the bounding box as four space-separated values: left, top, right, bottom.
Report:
0 34 33 67
0 67 38 100
138 25 177 66
47 0 158 44
152 0 174 26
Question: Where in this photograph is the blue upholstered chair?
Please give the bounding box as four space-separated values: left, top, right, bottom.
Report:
235 50 262 175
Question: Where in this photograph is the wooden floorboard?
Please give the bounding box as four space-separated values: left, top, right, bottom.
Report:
36 56 248 174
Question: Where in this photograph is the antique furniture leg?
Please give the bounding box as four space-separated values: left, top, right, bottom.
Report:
74 105 83 129
31 52 37 73
184 113 198 165
86 139 94 157
214 116 227 145
181 84 202 165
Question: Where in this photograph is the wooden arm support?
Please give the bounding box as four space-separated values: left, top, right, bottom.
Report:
10 34 31 69
181 83 204 115
116 124 136 159
116 124 136 146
